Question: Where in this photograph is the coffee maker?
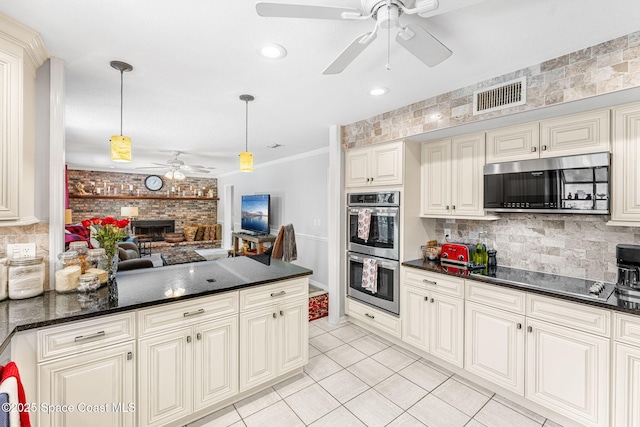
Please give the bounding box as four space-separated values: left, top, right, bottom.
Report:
616 244 640 298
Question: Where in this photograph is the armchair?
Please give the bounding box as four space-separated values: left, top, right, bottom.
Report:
118 242 154 271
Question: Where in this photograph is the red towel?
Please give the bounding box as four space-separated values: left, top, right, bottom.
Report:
1 362 30 427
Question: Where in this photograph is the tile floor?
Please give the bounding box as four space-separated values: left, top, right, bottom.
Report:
188 318 563 427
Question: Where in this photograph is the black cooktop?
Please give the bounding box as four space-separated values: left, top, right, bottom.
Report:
471 266 615 302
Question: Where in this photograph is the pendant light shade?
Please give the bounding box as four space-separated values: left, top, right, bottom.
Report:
110 60 133 162
239 94 254 172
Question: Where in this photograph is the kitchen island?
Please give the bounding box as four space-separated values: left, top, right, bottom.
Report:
4 256 313 427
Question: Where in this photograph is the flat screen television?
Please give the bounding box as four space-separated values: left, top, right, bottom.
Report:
241 194 270 235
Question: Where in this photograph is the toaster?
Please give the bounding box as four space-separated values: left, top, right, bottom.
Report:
440 243 477 266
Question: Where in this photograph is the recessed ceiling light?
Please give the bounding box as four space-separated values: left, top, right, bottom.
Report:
370 87 389 96
258 44 287 59
267 143 284 149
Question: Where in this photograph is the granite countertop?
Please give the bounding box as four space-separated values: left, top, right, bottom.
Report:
402 258 640 315
0 256 313 354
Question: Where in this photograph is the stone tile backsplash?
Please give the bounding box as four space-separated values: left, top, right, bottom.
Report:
435 215 640 283
0 223 51 289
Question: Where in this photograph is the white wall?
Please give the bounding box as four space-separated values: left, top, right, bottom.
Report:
217 148 329 290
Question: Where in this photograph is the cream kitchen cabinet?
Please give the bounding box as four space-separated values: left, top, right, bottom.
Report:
345 140 403 187
485 109 610 164
239 279 308 392
345 297 402 339
612 313 640 427
609 102 640 226
421 132 488 218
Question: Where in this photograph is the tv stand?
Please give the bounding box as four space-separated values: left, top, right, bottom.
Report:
232 232 276 257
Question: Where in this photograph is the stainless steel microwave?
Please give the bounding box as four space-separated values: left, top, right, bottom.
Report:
483 152 609 214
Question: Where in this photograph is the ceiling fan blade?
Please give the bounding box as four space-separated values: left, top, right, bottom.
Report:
395 24 452 67
322 32 378 75
256 2 363 20
135 166 169 170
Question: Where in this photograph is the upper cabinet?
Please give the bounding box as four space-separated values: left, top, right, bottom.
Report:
486 109 610 164
345 141 403 188
421 132 490 219
0 14 48 225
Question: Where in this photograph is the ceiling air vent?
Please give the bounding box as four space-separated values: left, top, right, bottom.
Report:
473 77 526 115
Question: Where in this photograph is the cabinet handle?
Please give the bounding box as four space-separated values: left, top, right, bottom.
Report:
422 279 437 285
273 312 277 319
74 331 106 342
197 333 202 340
517 323 522 329
365 313 375 319
183 308 205 317
127 352 133 361
531 146 537 152
270 290 286 297
187 335 192 343
431 298 434 303
424 296 428 301
445 205 450 210
452 205 456 210
527 326 533 333
541 144 547 151
280 310 284 316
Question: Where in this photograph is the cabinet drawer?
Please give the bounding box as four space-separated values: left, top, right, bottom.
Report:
239 278 308 311
614 312 640 346
402 268 464 298
37 312 135 362
526 294 610 337
465 280 525 315
346 298 401 338
138 291 238 336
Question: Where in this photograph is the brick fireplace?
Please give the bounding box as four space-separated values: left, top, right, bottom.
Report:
132 220 175 241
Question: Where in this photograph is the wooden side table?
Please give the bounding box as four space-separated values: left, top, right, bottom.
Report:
232 232 276 257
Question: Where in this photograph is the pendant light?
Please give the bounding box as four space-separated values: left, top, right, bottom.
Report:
239 94 254 172
110 60 133 162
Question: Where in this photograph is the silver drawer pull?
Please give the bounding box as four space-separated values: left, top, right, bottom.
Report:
541 144 547 151
280 310 284 316
270 290 286 297
197 333 202 340
517 323 522 329
187 335 192 343
127 351 133 361
527 326 533 333
273 312 277 319
183 309 205 317
422 279 437 285
74 331 106 342
531 146 537 152
365 313 375 319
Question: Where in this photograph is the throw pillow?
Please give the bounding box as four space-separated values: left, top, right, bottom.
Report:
183 226 198 242
194 226 206 241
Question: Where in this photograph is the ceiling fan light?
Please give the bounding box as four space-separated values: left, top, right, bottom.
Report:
111 135 132 162
175 170 185 180
258 44 287 59
239 151 254 172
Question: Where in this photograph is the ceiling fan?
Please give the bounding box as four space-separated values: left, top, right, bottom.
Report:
256 0 454 74
136 151 215 179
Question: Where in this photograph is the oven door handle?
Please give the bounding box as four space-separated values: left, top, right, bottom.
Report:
348 253 398 269
348 207 398 216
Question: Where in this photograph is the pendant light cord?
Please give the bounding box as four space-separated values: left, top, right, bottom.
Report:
245 100 249 152
119 70 124 136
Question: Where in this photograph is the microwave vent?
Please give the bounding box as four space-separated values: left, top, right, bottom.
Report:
473 77 526 115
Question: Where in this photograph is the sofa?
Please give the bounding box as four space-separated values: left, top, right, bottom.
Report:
118 242 154 271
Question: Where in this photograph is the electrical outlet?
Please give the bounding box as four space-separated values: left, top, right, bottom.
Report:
6 243 36 259
444 229 451 241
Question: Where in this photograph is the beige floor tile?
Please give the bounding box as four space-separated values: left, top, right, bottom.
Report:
371 346 419 371
407 394 471 427
347 357 394 386
308 406 367 427
242 400 304 427
233 387 281 419
432 378 492 417
393 345 421 360
418 358 455 377
450 374 495 398
474 400 543 427
330 324 368 342
304 354 343 381
398 361 449 391
310 332 346 352
465 420 487 427
309 344 322 358
543 419 563 427
309 323 325 338
313 317 349 332
492 395 547 424
272 372 315 398
318 369 369 404
344 389 404 427
284 383 341 425
325 344 367 368
385 412 427 427
187 404 241 427
348 334 390 356
374 374 428 410
227 421 245 427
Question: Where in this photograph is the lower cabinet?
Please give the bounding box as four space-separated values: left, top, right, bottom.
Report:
612 312 640 427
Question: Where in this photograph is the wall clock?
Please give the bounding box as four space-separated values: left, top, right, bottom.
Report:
144 175 163 191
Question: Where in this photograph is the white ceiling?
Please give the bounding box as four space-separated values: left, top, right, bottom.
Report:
2 0 640 176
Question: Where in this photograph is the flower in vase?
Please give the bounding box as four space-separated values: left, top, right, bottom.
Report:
81 216 129 258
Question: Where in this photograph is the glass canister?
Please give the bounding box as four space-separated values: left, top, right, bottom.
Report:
8 257 45 299
0 252 8 301
77 273 100 293
55 251 82 293
68 241 89 273
85 248 109 285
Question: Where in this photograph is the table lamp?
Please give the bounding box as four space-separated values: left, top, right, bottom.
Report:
120 206 139 236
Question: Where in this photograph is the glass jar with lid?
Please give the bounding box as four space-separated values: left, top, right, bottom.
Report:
77 273 100 293
55 251 82 293
8 257 45 299
68 241 89 273
0 251 8 301
85 248 109 285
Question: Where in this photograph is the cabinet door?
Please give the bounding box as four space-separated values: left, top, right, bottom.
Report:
429 293 464 368
526 319 609 427
465 301 524 395
278 299 309 373
370 141 403 186
612 342 640 427
138 328 192 427
401 285 429 352
38 342 135 427
194 316 238 411
540 109 610 157
451 133 486 217
240 306 278 391
421 139 451 216
485 122 539 163
345 148 370 187
611 103 640 224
